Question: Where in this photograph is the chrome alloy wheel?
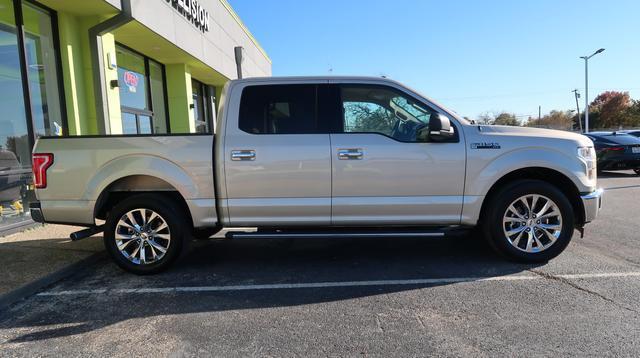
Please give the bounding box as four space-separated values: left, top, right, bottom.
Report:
502 194 563 253
115 208 171 265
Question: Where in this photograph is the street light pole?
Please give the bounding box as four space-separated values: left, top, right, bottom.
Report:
584 57 589 132
580 48 605 133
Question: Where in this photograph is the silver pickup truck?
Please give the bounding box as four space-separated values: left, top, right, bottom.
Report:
31 76 603 274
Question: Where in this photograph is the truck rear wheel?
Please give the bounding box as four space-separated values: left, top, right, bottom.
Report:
482 180 575 263
104 194 189 274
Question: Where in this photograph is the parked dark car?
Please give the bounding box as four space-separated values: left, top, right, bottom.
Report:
585 132 640 175
624 130 640 138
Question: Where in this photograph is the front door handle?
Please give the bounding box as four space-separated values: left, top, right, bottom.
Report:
338 148 364 160
231 150 256 161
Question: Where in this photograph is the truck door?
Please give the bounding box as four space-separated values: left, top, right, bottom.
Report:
223 84 332 226
330 83 466 225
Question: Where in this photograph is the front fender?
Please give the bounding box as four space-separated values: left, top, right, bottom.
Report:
465 146 591 196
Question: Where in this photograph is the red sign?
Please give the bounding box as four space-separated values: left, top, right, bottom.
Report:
123 71 139 87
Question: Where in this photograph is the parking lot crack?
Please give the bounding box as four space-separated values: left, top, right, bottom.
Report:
528 269 639 315
374 314 385 333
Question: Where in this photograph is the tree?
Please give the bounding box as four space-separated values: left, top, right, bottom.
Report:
476 112 494 125
344 103 395 134
526 110 574 130
589 91 632 129
625 100 640 128
493 112 519 126
474 112 520 126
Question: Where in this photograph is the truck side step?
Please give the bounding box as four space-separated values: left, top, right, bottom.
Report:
225 228 451 240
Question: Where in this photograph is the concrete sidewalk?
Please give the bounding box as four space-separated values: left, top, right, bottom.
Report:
0 225 104 309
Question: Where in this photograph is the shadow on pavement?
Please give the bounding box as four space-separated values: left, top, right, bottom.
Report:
0 234 542 342
598 171 639 178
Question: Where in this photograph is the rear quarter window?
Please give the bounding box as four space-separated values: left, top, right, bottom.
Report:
238 85 318 134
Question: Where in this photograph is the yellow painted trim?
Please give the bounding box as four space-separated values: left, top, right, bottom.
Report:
218 0 271 64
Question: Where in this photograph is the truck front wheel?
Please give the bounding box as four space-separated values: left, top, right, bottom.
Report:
482 180 575 263
104 194 189 274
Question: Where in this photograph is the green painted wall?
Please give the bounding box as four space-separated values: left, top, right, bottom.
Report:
57 12 88 135
0 0 15 27
166 64 195 133
101 33 122 134
58 13 123 135
79 16 101 135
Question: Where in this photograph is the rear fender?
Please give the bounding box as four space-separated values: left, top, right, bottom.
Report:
86 154 198 201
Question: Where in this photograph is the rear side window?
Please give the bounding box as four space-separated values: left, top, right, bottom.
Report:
239 85 317 134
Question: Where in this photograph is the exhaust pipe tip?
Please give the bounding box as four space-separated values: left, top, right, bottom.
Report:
70 225 104 241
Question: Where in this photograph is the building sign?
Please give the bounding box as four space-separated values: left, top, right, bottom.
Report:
165 0 210 32
123 71 139 93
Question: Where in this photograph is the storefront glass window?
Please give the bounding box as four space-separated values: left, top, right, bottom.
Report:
117 46 147 111
192 79 216 133
122 112 137 134
22 1 64 137
116 45 167 135
0 0 61 229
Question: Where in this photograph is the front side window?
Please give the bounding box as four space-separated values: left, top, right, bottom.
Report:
341 85 435 142
239 85 317 134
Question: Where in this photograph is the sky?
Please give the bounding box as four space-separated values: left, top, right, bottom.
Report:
228 0 640 121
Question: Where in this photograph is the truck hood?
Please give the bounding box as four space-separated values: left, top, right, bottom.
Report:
476 125 593 146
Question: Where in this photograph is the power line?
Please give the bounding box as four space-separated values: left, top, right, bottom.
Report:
438 88 640 102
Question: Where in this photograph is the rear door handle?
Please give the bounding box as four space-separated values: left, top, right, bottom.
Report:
338 148 363 160
231 150 256 161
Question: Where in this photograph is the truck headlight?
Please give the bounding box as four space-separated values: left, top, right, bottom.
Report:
578 146 597 180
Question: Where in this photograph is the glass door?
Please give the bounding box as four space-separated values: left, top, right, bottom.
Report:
192 79 216 133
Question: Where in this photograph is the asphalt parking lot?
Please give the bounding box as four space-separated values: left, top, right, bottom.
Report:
1 171 639 357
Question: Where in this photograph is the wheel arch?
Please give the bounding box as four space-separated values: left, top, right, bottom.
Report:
94 175 193 230
479 167 585 226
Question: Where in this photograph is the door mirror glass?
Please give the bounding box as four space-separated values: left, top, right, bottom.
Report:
428 113 454 142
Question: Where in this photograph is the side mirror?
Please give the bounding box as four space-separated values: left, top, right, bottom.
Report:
427 113 454 142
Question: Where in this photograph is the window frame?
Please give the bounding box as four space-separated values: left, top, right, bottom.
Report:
336 84 459 143
115 42 171 135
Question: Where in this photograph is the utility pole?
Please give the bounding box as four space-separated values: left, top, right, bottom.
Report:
572 89 582 132
538 106 541 121
580 48 605 133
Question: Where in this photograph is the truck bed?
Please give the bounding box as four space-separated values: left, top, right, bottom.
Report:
33 135 216 226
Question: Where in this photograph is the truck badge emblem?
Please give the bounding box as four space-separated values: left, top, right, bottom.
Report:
471 142 501 149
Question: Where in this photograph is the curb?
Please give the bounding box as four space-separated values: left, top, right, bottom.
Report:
0 251 107 311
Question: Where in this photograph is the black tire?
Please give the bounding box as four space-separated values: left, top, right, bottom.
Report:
481 179 575 263
104 193 190 275
634 169 640 176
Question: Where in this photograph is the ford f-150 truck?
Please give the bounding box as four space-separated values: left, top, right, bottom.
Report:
30 77 603 274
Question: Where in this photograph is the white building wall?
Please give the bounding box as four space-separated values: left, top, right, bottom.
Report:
129 0 271 79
